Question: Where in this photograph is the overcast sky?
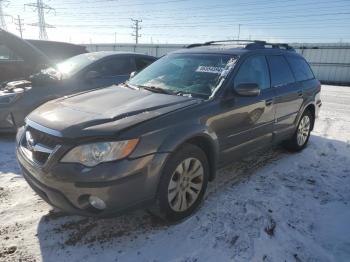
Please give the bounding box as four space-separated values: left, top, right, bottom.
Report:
2 0 350 44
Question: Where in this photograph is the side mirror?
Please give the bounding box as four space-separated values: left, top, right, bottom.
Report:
234 83 260 97
85 71 100 81
129 71 137 79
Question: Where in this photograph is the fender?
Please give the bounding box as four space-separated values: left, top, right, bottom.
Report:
158 122 220 181
294 100 316 130
293 81 322 130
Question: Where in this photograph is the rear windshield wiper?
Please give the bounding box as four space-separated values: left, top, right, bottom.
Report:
137 85 174 95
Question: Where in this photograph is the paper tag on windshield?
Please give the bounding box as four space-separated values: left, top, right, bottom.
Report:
196 66 224 74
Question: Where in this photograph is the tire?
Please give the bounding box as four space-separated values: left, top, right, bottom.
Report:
284 109 314 152
150 143 209 222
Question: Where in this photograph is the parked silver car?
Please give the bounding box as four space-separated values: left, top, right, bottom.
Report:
0 51 156 132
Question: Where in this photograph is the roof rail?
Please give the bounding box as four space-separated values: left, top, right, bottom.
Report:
246 42 295 51
185 40 263 48
186 40 295 51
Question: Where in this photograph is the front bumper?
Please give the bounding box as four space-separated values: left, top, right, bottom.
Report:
16 128 169 217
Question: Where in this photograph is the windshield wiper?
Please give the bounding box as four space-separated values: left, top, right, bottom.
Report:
175 90 209 99
137 85 174 95
123 82 138 90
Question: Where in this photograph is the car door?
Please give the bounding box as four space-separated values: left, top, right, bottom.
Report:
266 55 303 141
216 55 276 165
85 55 136 88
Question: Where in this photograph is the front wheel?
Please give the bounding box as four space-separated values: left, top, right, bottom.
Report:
151 143 209 222
284 110 313 152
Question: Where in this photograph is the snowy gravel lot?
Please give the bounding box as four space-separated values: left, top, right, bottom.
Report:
0 85 350 262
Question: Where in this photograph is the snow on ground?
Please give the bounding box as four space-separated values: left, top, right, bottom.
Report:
1 85 350 262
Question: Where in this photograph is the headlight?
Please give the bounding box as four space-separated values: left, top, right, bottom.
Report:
61 139 139 167
0 93 17 104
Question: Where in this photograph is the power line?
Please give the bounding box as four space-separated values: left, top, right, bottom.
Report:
50 2 350 26
141 12 350 28
51 0 350 12
0 0 11 30
30 0 350 16
50 8 350 28
25 0 55 40
131 18 142 44
52 0 192 8
14 15 24 38
54 14 350 30
41 0 350 28
5 0 348 44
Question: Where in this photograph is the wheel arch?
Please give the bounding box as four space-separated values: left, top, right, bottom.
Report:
296 102 316 131
158 127 219 182
184 135 218 181
304 103 316 130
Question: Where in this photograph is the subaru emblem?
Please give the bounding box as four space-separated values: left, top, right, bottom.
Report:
26 131 35 151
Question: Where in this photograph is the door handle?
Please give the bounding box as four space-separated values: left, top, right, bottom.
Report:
297 91 303 97
266 99 273 106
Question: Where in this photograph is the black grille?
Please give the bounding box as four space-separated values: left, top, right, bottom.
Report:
33 151 50 164
27 126 61 148
22 126 62 165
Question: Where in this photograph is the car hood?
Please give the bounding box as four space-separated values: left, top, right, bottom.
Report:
27 86 199 138
0 30 52 69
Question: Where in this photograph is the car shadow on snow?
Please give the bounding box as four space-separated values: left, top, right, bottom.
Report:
23 135 350 260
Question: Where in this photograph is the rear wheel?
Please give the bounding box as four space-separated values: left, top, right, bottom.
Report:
284 109 313 152
151 143 209 222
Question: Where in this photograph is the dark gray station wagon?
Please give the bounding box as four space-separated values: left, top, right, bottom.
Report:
16 40 322 221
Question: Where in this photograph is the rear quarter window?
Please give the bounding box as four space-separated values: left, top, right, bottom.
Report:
286 56 315 81
267 55 295 87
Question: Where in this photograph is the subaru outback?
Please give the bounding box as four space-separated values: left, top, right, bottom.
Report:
16 40 322 221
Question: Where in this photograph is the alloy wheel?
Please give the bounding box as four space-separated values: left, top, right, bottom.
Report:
167 157 204 212
297 115 311 146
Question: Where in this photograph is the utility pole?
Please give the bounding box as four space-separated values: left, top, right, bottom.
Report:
0 0 10 30
131 18 142 44
14 15 24 38
25 0 55 40
237 24 241 40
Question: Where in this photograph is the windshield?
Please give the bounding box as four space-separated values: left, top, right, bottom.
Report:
56 53 101 76
129 53 237 98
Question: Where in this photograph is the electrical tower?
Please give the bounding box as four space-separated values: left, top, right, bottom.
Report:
14 15 24 38
131 18 142 44
25 0 55 40
0 0 10 30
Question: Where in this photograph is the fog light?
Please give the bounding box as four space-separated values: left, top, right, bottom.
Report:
88 196 106 210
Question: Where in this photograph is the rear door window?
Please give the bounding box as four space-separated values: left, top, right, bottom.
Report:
0 44 23 61
135 57 156 71
286 56 315 81
234 55 270 90
94 56 135 76
267 55 295 87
